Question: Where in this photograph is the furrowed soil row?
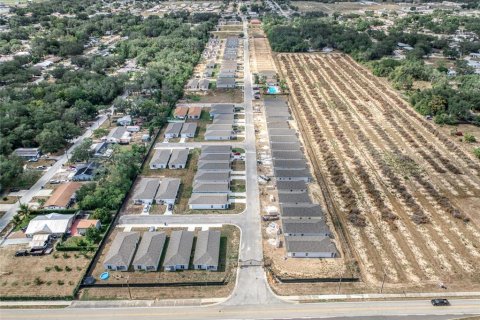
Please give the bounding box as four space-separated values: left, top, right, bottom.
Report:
309 55 476 275
325 55 480 256
276 52 480 286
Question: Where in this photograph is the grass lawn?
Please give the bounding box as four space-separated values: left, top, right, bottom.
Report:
193 110 212 142
230 180 246 193
232 147 245 154
231 160 245 171
9 171 42 190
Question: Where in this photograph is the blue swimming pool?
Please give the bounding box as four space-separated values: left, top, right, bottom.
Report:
100 272 110 280
267 86 280 94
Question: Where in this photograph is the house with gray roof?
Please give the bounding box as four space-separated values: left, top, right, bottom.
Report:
269 135 298 144
201 145 232 154
268 128 296 136
214 114 235 121
193 230 221 271
271 150 305 160
270 142 301 152
106 127 131 144
199 153 231 162
205 129 232 141
282 218 331 237
273 159 307 170
278 191 311 204
164 123 183 139
285 235 338 258
280 204 324 218
189 194 229 210
216 78 236 89
264 98 288 109
180 123 197 138
163 230 194 271
168 149 189 169
155 178 181 204
275 168 311 182
133 178 160 204
276 180 308 192
213 119 234 125
197 160 231 172
210 104 235 117
103 232 140 271
132 232 166 271
193 181 230 194
150 149 171 169
194 171 230 184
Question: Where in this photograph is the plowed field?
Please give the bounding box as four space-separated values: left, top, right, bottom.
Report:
276 53 480 287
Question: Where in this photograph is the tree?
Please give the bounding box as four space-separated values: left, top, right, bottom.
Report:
91 207 111 224
70 138 93 162
85 226 102 244
474 148 480 160
0 155 23 188
36 129 66 153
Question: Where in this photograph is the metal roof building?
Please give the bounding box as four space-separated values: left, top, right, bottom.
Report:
132 232 166 271
193 230 221 271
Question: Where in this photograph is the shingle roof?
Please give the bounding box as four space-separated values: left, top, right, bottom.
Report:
278 191 311 204
169 149 189 166
276 180 307 191
103 232 140 267
271 150 305 160
189 193 229 205
205 129 232 138
188 107 202 117
197 160 231 171
270 142 301 151
155 178 181 200
44 182 82 208
132 232 166 267
267 122 290 129
214 114 235 121
181 123 197 136
273 159 307 169
163 230 194 267
280 204 324 218
134 178 160 200
193 230 221 267
199 153 231 162
150 149 171 165
275 168 311 178
264 97 288 108
108 127 128 140
201 145 232 154
194 171 230 182
165 123 183 135
283 218 331 235
285 235 337 255
193 181 230 193
269 135 298 143
207 124 233 131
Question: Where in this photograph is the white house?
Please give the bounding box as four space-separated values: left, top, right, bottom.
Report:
25 213 75 237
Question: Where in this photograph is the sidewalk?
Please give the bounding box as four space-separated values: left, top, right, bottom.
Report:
0 301 72 307
69 298 224 308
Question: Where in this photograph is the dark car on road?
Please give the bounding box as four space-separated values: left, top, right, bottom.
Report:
15 250 29 257
431 299 450 306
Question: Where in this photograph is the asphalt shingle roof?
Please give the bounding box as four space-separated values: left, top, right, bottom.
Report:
132 232 166 268
163 230 194 268
193 230 221 267
103 232 140 267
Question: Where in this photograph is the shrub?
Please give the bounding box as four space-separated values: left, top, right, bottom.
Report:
46 281 52 286
34 277 44 286
3 197 8 201
68 281 74 285
44 267 51 272
53 253 59 259
54 265 63 272
57 280 64 285
62 252 70 259
65 266 72 272
76 266 82 271
474 148 480 159
464 133 476 143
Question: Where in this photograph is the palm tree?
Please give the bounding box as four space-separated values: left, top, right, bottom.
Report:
17 203 31 221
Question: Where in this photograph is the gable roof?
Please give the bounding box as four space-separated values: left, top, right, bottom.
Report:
44 182 82 208
197 160 231 171
103 232 140 267
199 153 231 161
193 230 221 267
169 149 189 166
189 193 229 205
134 178 160 200
201 145 232 154
275 168 311 178
194 171 230 182
132 232 166 267
193 181 230 193
163 230 194 267
165 123 183 135
276 180 307 191
150 149 171 165
180 123 197 136
273 159 307 170
278 191 311 204
280 204 324 218
282 218 331 235
187 107 202 117
155 178 181 200
25 213 75 235
174 107 189 117
285 235 337 255
76 219 99 229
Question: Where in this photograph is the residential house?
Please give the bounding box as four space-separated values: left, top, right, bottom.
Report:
71 162 99 181
271 150 305 160
204 129 232 141
103 232 140 271
276 180 308 193
132 178 160 205
91 142 108 158
180 123 197 138
163 230 194 271
269 135 298 144
277 191 312 204
268 129 296 137
188 194 229 210
116 115 132 126
174 107 189 119
193 230 221 271
192 181 230 194
197 160 231 172
187 107 202 120
149 149 171 169
270 142 301 152
44 182 82 210
13 148 41 161
216 77 236 89
282 218 331 237
132 232 166 271
199 153 231 162
209 104 235 118
273 159 307 170
199 79 210 91
280 204 324 218
106 127 131 144
154 178 181 205
275 168 311 182
164 123 183 139
186 79 199 91
201 145 232 154
76 219 101 235
285 235 338 258
25 213 75 237
168 149 189 169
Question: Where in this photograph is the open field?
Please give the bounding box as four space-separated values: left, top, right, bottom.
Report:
0 245 91 298
276 53 480 292
80 225 239 300
184 90 243 104
294 1 411 13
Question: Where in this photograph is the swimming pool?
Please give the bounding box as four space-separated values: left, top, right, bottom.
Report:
267 86 280 94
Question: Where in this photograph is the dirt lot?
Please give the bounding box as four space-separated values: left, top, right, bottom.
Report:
184 89 243 104
275 52 480 293
80 225 240 300
0 246 91 298
249 25 277 75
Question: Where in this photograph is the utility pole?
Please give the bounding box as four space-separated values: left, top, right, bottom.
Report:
127 276 132 300
381 271 386 294
337 274 343 294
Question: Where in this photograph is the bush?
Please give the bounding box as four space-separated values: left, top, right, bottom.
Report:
57 280 64 285
53 265 63 272
474 148 480 159
65 266 72 272
34 277 44 286
464 133 476 143
44 267 51 272
62 252 70 259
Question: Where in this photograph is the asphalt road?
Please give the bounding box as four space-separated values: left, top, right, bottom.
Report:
0 114 108 234
1 299 479 320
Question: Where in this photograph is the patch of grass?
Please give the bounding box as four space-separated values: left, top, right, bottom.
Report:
230 180 246 193
45 267 51 272
232 147 245 154
57 280 64 286
54 265 63 272
10 170 42 190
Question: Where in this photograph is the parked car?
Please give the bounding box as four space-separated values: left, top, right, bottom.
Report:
49 179 60 184
431 299 450 306
259 175 271 182
262 215 279 221
15 250 29 257
143 204 151 213
10 188 20 192
233 152 241 156
168 203 173 211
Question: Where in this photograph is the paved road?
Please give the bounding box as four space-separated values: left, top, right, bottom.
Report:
2 299 479 319
0 114 108 234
